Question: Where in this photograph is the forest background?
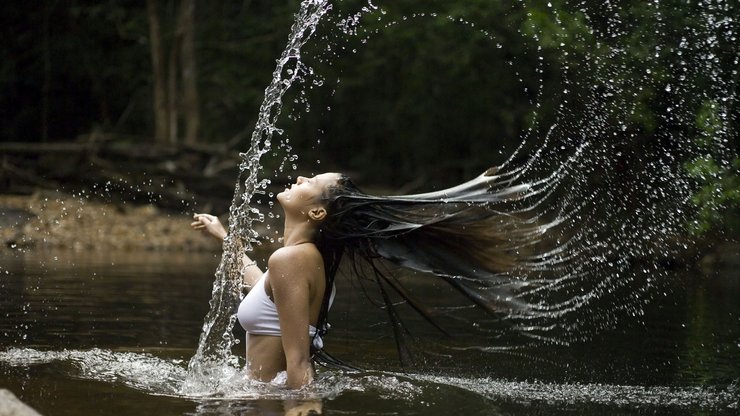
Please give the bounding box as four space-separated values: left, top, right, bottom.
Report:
1 0 737 248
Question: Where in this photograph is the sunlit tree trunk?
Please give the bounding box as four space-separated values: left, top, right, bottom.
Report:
180 0 199 145
147 0 169 142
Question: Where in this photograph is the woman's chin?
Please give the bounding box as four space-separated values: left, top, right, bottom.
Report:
276 190 289 204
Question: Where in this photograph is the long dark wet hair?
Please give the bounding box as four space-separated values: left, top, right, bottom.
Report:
310 167 559 367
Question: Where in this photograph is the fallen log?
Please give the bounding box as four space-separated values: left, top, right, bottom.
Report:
1 140 241 213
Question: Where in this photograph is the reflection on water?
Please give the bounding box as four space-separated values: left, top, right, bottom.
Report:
1 248 738 415
0 248 219 350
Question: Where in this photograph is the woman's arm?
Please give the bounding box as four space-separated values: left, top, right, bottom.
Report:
191 213 263 287
190 213 228 240
268 246 318 389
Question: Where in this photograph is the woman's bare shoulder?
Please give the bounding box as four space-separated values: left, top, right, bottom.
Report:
268 244 323 272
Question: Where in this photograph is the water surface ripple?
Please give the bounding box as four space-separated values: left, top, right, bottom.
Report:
1 347 737 411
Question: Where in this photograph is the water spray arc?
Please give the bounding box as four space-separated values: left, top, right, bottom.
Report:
182 0 332 392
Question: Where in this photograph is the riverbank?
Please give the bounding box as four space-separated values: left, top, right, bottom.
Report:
0 192 224 252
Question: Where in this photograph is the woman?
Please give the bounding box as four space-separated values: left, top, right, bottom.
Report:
192 168 552 389
192 172 341 389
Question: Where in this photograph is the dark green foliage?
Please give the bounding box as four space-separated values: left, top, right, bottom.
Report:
0 0 737 239
0 0 296 142
685 99 740 237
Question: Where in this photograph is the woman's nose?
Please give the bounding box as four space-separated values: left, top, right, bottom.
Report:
296 176 306 184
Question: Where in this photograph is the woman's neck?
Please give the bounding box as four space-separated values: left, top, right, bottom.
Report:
282 216 317 247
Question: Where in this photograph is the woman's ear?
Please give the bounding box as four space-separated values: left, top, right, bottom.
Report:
308 207 327 222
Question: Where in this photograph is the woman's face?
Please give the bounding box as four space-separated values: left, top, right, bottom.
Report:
277 172 341 214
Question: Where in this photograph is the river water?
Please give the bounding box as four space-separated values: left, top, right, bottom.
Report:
1 248 737 415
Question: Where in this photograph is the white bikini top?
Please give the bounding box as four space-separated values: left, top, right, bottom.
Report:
237 272 336 348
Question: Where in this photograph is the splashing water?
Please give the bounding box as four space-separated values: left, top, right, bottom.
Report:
493 0 739 345
181 0 333 394
287 0 739 348
182 0 739 390
1 347 737 410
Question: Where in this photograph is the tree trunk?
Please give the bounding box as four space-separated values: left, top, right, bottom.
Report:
180 0 199 145
167 37 179 144
41 2 51 142
147 0 169 142
147 0 200 145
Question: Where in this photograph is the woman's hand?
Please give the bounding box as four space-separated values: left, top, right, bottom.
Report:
192 213 263 287
191 213 228 241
